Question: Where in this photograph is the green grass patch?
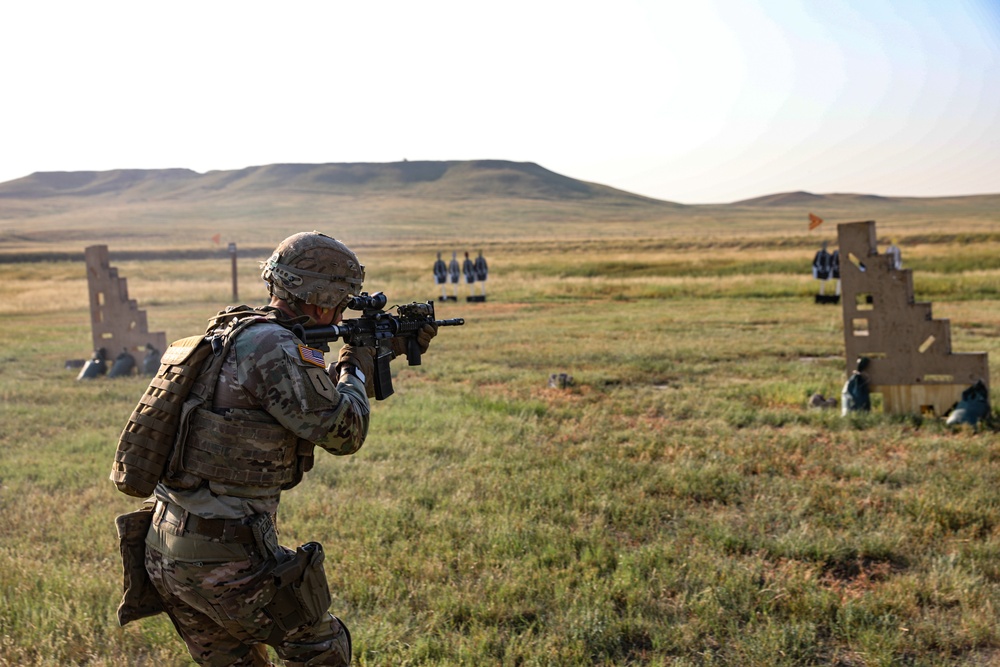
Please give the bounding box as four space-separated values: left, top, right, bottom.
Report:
2 232 1000 665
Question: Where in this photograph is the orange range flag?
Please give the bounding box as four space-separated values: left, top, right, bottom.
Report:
211 233 222 244
808 213 824 230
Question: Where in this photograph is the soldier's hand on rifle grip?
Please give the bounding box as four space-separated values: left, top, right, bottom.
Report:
335 344 376 398
416 323 438 354
390 323 439 358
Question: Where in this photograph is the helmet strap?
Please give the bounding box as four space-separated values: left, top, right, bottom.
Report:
285 298 310 321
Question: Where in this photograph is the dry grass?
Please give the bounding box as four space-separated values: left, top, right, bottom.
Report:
1 197 999 665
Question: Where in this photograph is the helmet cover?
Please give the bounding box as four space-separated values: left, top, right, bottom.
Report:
260 231 365 309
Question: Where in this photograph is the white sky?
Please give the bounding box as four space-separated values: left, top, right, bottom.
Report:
1 0 997 203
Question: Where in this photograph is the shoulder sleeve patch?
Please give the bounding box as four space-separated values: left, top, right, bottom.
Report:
297 345 328 368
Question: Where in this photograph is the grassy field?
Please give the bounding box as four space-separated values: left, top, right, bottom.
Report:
1 219 999 665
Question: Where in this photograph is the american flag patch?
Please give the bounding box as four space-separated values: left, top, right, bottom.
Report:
298 345 327 368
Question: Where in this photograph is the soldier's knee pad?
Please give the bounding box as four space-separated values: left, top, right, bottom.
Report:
283 616 350 666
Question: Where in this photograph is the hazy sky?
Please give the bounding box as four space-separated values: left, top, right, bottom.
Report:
1 0 997 203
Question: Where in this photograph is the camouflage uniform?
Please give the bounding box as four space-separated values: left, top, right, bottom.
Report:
144 314 367 666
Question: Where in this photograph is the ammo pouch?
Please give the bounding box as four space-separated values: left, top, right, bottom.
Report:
266 542 332 634
111 336 213 497
114 505 164 626
111 308 276 498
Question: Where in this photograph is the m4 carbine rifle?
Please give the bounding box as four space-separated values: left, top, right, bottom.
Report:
302 292 464 400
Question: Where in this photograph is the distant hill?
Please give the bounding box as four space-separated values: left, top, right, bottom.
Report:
0 161 996 253
3 163 996 209
730 191 885 206
0 160 682 206
730 189 1000 208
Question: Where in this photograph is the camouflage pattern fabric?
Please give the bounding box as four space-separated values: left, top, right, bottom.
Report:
145 536 350 666
156 319 370 519
144 311 367 664
218 320 370 453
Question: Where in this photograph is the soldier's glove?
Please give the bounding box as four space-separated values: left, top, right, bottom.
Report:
335 345 376 398
389 324 438 359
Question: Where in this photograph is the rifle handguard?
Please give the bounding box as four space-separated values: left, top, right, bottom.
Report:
302 294 465 400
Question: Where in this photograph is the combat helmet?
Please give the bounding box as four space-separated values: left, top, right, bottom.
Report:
261 231 365 309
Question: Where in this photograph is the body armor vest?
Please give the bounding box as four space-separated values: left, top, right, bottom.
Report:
180 408 300 487
167 307 316 496
111 335 214 497
112 306 316 498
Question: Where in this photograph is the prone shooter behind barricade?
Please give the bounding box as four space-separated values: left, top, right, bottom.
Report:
110 231 463 667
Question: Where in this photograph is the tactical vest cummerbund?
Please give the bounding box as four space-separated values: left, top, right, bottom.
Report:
181 408 299 487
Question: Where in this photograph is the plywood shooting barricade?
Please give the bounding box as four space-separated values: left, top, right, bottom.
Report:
85 245 167 358
837 221 989 415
